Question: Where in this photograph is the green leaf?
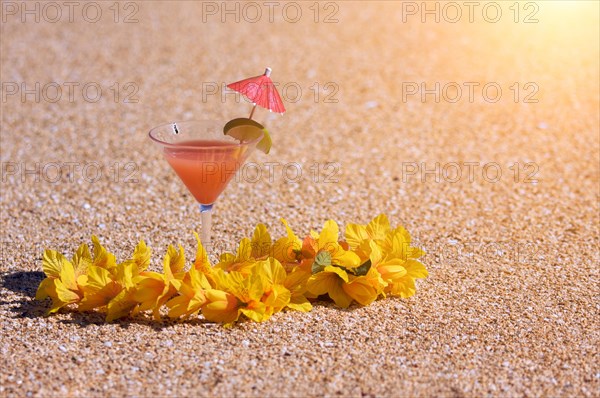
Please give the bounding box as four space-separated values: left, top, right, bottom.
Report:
311 263 324 274
311 251 332 274
351 260 372 276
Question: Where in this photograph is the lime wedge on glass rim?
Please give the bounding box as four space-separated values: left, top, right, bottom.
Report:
223 118 272 154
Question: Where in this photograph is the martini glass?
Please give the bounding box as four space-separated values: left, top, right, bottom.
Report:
149 120 263 249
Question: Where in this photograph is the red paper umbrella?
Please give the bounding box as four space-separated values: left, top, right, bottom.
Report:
227 67 286 119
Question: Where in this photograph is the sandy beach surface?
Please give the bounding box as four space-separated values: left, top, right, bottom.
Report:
1 1 599 397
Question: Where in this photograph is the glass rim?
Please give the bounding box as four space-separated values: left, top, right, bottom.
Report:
148 119 264 149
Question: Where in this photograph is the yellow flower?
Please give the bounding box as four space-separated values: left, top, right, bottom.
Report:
190 232 216 286
78 239 150 321
206 269 267 324
283 266 312 312
345 214 391 249
72 242 93 277
165 266 211 319
272 218 302 271
250 223 272 259
305 220 375 308
227 271 267 322
165 235 214 319
215 238 255 275
75 236 121 315
36 248 85 313
369 240 405 285
201 289 239 325
132 244 186 320
369 227 428 298
120 239 151 273
215 224 272 275
303 220 361 270
104 263 139 322
78 265 123 312
271 219 313 303
306 265 353 308
380 225 425 260
256 258 291 317
90 235 118 272
342 267 385 306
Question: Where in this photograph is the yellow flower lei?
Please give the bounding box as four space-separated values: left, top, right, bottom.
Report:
36 214 428 326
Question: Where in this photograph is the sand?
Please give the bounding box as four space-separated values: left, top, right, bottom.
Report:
1 1 599 397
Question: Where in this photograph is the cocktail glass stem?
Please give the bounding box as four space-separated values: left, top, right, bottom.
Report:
199 204 213 250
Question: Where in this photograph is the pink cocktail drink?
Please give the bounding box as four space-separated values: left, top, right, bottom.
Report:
164 140 242 205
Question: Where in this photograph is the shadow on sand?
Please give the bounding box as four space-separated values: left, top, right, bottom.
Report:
0 270 49 319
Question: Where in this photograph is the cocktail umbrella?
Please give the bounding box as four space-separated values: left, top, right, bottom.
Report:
227 67 286 119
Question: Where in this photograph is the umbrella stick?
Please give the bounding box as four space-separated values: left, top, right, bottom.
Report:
248 104 257 120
